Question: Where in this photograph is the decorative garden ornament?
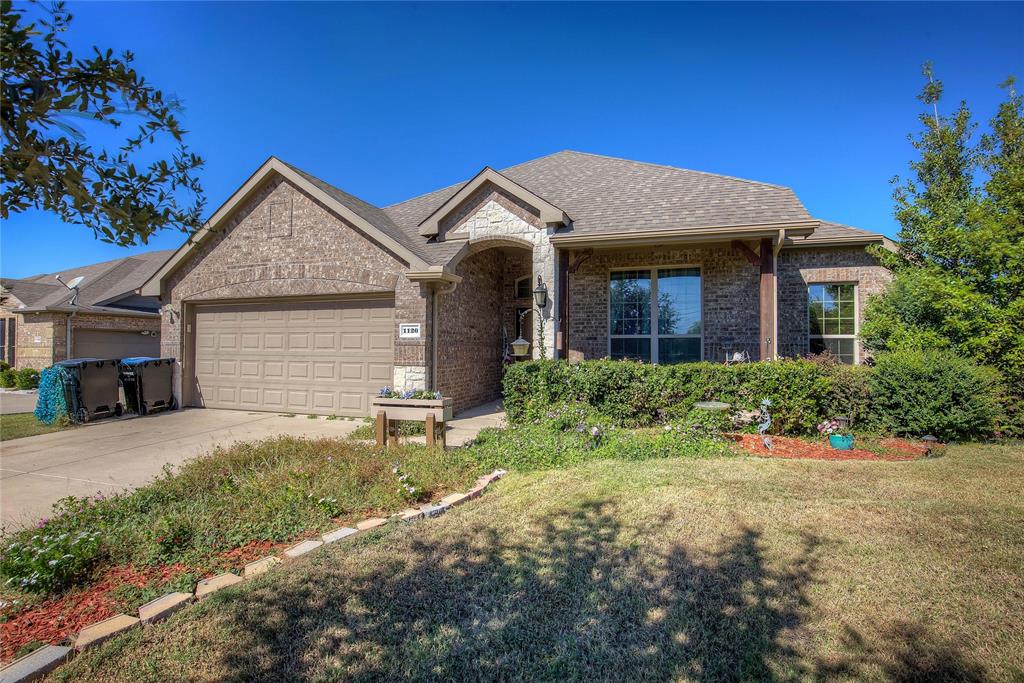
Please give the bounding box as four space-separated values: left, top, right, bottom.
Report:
758 398 773 450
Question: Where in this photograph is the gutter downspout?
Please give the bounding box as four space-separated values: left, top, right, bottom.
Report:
430 286 438 391
65 310 75 361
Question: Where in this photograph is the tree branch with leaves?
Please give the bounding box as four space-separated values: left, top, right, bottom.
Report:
1 0 205 245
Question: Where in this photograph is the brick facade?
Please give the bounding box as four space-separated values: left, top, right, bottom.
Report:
567 245 761 362
566 244 889 364
437 248 508 413
161 176 429 403
777 246 891 360
146 173 891 415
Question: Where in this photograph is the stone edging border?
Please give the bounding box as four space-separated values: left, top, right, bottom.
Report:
0 469 507 683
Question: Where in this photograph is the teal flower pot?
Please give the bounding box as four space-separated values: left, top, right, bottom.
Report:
829 434 854 450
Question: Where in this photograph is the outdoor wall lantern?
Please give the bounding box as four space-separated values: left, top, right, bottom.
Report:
533 276 548 309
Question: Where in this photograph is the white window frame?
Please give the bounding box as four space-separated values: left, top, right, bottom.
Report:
607 265 703 364
808 282 859 364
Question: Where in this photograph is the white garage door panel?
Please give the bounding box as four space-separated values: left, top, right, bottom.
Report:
74 329 159 360
194 299 394 416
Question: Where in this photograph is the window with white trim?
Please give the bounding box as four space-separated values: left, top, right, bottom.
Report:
808 283 857 364
609 267 702 363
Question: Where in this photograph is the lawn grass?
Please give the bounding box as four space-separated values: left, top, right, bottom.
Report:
54 442 1024 682
0 412 70 441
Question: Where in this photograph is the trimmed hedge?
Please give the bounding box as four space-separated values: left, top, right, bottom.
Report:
503 353 1000 440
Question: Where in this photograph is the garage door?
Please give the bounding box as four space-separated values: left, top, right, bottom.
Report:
193 299 394 416
74 329 159 359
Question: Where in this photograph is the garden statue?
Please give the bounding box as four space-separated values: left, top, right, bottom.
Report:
757 398 773 450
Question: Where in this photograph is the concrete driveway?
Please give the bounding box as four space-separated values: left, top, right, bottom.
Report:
0 409 359 529
0 390 38 415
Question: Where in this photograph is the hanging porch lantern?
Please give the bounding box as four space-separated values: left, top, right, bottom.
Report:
511 336 531 357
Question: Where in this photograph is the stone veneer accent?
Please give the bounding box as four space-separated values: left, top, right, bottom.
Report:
567 243 889 363
160 176 428 405
777 246 891 360
439 183 557 358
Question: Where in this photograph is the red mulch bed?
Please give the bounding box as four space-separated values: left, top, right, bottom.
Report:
727 433 930 461
0 539 291 662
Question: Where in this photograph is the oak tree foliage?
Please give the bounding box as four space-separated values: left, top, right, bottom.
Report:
1 0 205 245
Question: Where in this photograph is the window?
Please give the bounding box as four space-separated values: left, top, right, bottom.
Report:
515 275 531 299
808 283 857 364
609 267 701 363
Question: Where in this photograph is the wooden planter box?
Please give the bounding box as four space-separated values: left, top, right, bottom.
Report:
371 397 453 422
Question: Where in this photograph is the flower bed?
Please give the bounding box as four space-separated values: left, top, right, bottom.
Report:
727 433 930 461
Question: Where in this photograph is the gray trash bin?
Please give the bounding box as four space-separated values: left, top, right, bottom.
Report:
118 357 177 415
55 358 122 423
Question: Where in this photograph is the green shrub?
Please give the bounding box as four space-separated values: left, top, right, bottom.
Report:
0 530 102 593
13 368 40 390
869 350 1000 440
0 367 15 388
503 359 843 434
503 356 1001 439
0 361 10 372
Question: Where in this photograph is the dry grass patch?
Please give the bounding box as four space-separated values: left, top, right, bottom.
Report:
55 443 1024 682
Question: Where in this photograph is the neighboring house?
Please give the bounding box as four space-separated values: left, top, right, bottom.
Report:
140 151 892 417
0 251 170 369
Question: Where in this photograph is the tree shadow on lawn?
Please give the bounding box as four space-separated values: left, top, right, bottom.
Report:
215 500 985 682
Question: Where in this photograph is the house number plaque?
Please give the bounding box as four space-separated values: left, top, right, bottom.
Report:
399 323 421 339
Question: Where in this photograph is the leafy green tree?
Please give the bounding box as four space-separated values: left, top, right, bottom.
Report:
863 64 1024 431
1 0 205 246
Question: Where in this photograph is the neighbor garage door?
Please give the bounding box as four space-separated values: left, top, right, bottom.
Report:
193 298 394 416
74 329 159 360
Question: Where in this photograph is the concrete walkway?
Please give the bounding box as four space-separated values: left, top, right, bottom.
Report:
407 400 506 447
0 408 360 529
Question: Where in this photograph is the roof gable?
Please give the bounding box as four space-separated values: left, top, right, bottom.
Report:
416 167 570 237
140 158 429 297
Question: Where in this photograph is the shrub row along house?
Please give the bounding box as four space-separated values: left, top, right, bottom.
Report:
0 251 169 369
137 151 893 417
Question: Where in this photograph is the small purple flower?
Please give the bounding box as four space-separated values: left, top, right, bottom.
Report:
35 517 49 528
433 391 442 400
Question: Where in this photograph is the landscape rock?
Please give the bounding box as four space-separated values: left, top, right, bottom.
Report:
0 645 72 682
322 527 358 543
195 573 243 600
284 539 324 558
138 592 192 625
75 614 139 651
243 556 282 578
355 517 386 531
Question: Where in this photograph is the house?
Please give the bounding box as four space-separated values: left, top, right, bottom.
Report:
0 251 170 369
140 151 892 417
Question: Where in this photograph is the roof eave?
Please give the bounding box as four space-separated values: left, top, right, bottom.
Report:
549 221 818 248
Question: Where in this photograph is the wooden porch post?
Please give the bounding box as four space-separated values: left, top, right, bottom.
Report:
557 250 569 359
758 238 776 360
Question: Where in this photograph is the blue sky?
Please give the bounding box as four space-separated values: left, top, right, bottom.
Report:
2 1 1021 278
